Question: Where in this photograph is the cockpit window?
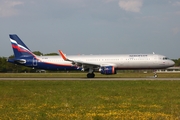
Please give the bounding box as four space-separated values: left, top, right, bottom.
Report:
163 57 169 60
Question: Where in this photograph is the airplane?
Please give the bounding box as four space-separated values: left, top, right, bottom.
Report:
8 34 175 78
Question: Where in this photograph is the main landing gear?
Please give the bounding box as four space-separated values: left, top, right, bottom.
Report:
87 72 95 78
86 68 95 78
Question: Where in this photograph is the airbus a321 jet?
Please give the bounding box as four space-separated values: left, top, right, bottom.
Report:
8 34 175 78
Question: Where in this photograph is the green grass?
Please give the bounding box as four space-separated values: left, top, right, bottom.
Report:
0 72 180 78
0 80 180 119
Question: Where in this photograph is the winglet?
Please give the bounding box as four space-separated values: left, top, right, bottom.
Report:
59 50 68 61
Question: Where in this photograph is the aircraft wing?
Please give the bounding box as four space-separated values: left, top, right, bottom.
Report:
59 50 100 69
59 50 101 68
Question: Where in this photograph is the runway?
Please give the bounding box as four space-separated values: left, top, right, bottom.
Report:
0 78 180 80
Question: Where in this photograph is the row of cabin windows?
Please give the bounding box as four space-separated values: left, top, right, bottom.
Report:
126 58 150 60
39 58 154 62
86 59 120 61
40 59 120 62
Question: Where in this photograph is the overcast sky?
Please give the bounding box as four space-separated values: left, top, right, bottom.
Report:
0 0 180 59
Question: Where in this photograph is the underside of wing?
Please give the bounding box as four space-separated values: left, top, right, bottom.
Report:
72 60 100 68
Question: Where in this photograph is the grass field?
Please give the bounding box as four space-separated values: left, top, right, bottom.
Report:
0 72 180 78
0 80 180 119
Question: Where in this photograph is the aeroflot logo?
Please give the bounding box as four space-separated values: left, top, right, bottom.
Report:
129 55 148 57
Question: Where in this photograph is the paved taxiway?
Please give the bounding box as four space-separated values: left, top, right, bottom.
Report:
0 78 180 80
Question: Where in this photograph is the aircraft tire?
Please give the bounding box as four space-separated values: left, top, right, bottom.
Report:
87 73 95 78
154 74 158 78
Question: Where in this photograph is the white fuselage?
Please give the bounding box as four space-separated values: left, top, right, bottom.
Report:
36 54 174 70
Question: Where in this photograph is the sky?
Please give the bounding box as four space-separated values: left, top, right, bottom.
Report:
0 0 180 59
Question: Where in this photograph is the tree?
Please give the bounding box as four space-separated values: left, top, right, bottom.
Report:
173 58 180 66
33 51 43 56
0 57 7 72
44 53 58 56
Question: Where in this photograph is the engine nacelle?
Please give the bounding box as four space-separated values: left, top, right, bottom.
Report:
100 66 116 75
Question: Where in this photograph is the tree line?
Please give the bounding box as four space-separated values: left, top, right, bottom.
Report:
0 51 179 73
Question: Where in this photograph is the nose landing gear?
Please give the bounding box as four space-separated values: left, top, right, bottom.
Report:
154 70 158 78
154 74 158 78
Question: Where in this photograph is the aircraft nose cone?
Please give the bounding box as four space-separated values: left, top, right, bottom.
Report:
170 60 175 66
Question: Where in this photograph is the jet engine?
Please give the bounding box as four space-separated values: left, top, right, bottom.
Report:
100 66 116 75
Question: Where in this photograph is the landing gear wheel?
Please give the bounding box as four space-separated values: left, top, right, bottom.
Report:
154 74 158 78
153 70 158 78
87 73 95 78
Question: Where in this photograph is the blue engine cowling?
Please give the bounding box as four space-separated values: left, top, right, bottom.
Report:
100 66 116 75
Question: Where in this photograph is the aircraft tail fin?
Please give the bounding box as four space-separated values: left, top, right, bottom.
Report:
9 34 35 58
